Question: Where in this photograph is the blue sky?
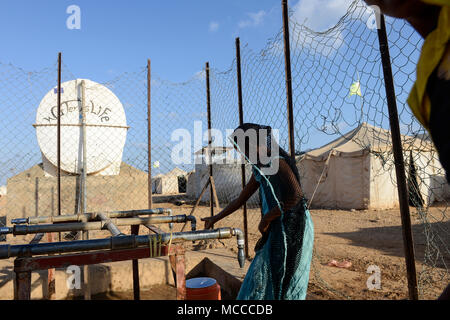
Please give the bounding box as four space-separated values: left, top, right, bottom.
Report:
0 0 370 81
0 0 291 82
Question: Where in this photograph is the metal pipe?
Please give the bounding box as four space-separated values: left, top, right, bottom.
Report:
377 14 418 300
0 228 246 268
3 215 196 236
205 62 214 225
147 59 153 210
11 208 172 225
30 233 44 244
57 53 62 243
168 207 173 232
186 215 196 231
80 80 88 219
97 213 123 237
232 228 245 268
282 0 296 160
235 37 250 259
80 80 90 302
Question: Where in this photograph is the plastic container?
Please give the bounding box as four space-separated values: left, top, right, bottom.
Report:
186 277 221 300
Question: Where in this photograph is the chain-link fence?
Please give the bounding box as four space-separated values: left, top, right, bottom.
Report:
0 61 69 235
0 0 448 300
0 62 152 233
207 0 449 299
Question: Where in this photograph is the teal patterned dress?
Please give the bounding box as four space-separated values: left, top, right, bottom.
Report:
237 159 314 300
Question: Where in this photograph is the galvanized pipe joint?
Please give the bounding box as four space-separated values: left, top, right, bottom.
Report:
97 213 124 237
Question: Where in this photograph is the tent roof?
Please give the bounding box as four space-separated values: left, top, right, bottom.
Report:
194 146 233 156
302 122 433 160
165 167 188 177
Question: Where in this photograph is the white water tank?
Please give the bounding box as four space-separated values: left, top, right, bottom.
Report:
35 79 128 176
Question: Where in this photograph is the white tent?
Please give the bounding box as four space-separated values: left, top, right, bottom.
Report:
153 168 187 194
297 123 448 210
187 146 260 206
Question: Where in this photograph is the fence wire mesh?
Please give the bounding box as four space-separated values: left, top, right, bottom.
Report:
0 0 448 300
208 0 449 299
0 61 71 231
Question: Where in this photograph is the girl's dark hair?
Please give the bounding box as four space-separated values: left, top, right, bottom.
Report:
233 123 301 183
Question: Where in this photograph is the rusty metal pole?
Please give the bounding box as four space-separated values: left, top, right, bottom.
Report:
80 80 91 300
147 59 153 210
282 0 296 159
57 53 62 225
377 14 418 300
205 62 214 224
46 52 62 300
235 38 249 258
131 60 153 301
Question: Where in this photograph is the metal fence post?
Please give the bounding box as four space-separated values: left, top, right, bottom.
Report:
205 62 214 224
130 60 153 301
235 37 249 258
79 80 91 300
377 14 419 300
282 0 296 159
147 59 153 210
57 52 62 224
45 52 62 300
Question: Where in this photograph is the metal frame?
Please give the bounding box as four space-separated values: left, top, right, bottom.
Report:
11 208 172 225
0 228 244 260
1 226 245 300
13 244 186 300
3 215 196 237
282 0 296 160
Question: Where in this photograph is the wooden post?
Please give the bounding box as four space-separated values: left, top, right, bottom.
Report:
14 259 32 300
56 52 62 242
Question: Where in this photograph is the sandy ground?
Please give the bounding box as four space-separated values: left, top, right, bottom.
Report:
153 201 449 300
2 199 449 300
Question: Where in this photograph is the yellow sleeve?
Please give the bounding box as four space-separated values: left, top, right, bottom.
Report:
408 5 450 130
421 0 450 7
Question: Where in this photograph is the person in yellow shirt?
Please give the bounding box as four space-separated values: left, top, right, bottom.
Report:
364 0 450 183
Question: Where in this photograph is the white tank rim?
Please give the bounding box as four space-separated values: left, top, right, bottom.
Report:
35 79 128 175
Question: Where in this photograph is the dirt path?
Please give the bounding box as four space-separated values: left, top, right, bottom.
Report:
154 201 449 300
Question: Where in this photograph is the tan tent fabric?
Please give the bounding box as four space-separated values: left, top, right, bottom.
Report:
298 123 446 210
304 122 434 161
153 168 187 194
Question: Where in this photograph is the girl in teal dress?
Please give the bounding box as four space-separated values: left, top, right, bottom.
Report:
202 123 314 300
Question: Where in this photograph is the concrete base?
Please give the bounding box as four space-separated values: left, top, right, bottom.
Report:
187 250 248 300
0 248 248 300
